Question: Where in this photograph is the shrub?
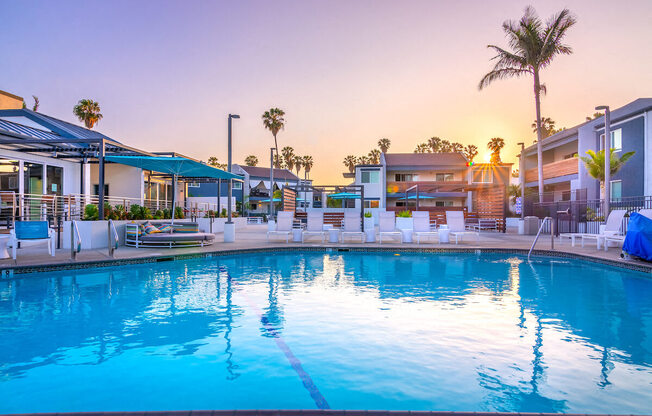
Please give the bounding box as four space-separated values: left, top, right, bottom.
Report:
174 206 185 219
130 204 143 220
397 210 412 218
83 204 99 221
154 209 164 219
220 208 227 218
364 211 372 218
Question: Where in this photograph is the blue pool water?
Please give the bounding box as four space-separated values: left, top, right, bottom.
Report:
1 251 651 414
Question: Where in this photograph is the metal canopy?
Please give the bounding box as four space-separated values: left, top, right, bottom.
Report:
105 156 242 180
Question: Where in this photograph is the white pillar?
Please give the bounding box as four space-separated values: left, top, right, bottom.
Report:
83 162 91 206
139 169 145 205
42 163 48 194
18 160 24 219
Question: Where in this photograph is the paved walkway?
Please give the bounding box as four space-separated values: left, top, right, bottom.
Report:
1 225 650 272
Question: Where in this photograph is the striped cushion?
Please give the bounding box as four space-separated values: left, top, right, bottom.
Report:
157 224 172 233
126 224 145 237
143 222 161 235
173 223 199 233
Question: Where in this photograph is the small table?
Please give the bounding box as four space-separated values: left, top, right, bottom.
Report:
328 229 340 243
0 235 9 259
400 229 413 243
438 228 450 244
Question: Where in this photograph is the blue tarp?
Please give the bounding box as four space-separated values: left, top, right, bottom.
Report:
105 156 242 181
623 212 652 261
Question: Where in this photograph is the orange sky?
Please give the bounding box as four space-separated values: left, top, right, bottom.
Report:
3 0 652 183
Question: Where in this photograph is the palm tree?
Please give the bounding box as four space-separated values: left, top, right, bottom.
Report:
294 155 303 176
414 143 430 153
479 7 576 201
580 149 635 199
450 142 464 153
531 117 556 139
207 156 227 170
487 137 506 164
273 154 284 169
31 96 39 112
378 138 391 153
281 146 295 171
244 155 258 167
357 156 370 165
464 144 479 162
586 112 604 121
428 137 442 153
302 155 313 179
261 108 286 152
343 155 357 173
73 99 103 129
440 140 452 152
368 149 381 164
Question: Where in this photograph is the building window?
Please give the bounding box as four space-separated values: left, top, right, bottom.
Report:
601 128 622 152
233 181 242 190
46 166 63 195
361 170 379 183
396 201 407 207
435 201 454 207
93 184 109 197
364 200 380 208
188 182 200 188
0 159 20 192
435 173 454 182
610 180 622 200
472 168 492 183
395 174 417 182
564 152 578 159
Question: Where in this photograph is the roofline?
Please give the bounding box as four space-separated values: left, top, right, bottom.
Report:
0 90 24 101
592 104 652 129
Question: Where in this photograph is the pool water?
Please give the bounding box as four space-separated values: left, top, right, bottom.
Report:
1 251 651 414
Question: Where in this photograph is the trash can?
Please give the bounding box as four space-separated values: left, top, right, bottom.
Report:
524 216 539 235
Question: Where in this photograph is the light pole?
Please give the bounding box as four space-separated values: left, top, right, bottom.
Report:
517 142 525 222
225 113 239 243
269 147 275 220
596 105 611 217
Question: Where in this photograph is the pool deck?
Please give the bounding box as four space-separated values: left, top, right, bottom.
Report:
1 225 651 273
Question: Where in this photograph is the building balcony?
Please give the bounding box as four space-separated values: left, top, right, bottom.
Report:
386 180 468 193
524 158 578 183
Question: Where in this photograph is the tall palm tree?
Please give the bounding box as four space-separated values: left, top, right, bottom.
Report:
428 137 442 153
487 137 506 164
73 99 103 129
479 7 576 201
531 117 556 138
464 144 479 162
302 155 313 179
357 156 370 165
273 154 284 169
281 146 295 171
414 143 431 153
261 108 286 152
378 138 391 153
368 149 381 164
244 155 258 167
294 155 303 176
343 155 357 173
580 149 635 200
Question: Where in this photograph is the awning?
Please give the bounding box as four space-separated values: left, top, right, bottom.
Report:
329 192 361 200
104 156 242 180
400 195 436 200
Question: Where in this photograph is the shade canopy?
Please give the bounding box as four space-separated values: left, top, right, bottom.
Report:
329 192 361 200
401 195 436 200
105 156 242 180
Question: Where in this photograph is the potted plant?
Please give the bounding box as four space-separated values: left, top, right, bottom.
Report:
395 210 413 231
363 211 374 231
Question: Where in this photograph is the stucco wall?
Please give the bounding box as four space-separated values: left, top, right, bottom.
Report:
90 164 143 200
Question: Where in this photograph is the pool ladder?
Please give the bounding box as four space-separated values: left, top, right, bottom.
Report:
528 217 554 261
70 220 82 260
108 219 118 258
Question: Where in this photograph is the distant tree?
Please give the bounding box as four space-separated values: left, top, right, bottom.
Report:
512 168 520 178
580 149 635 200
368 149 381 164
294 155 303 176
244 155 258 167
343 155 357 173
487 137 506 164
273 154 284 169
377 138 391 153
282 146 295 171
207 156 227 170
464 144 479 162
414 143 431 153
357 156 370 165
531 117 557 139
479 6 576 200
73 99 103 129
450 142 464 153
302 155 314 179
440 140 452 152
262 108 286 152
428 137 442 153
586 112 604 121
31 95 39 112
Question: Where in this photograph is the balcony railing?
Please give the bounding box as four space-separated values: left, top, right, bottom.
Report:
525 158 578 183
386 180 468 193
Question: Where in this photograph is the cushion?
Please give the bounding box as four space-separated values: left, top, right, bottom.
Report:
126 224 145 237
140 232 215 242
143 222 161 235
173 223 199 233
157 224 172 233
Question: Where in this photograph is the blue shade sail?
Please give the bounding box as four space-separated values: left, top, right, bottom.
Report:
104 156 242 180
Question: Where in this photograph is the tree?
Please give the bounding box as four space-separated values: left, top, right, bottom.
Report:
262 108 286 152
440 140 452 152
586 112 604 121
244 155 258 166
73 99 103 129
512 168 520 178
294 155 303 176
487 137 506 164
207 156 227 170
464 144 479 162
31 96 39 112
414 143 431 153
378 138 391 153
428 137 442 153
273 154 284 169
580 149 635 199
368 149 381 164
450 142 464 153
343 155 357 173
302 155 314 179
531 117 557 139
281 146 295 171
357 156 370 165
479 7 576 201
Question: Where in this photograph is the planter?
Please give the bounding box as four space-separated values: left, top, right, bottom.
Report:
364 217 375 242
396 217 413 231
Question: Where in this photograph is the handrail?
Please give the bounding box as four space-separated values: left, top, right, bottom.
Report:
108 219 119 258
70 220 82 260
528 216 554 261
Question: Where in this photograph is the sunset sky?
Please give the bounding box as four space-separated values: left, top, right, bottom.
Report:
3 0 651 183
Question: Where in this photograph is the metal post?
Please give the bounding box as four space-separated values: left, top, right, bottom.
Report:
171 174 177 222
269 147 275 219
71 220 77 260
602 108 611 218
518 142 525 221
217 179 221 216
98 139 105 220
227 115 233 224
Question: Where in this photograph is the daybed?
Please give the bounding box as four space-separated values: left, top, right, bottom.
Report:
125 222 215 248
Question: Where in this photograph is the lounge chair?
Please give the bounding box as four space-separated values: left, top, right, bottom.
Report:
413 211 438 244
604 209 652 251
559 209 627 248
446 211 479 244
302 211 326 243
378 211 402 244
267 211 294 243
340 211 365 243
8 221 55 259
125 222 215 248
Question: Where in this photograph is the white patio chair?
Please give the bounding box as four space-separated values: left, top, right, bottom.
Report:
340 211 365 243
378 211 402 244
266 211 294 243
413 211 438 244
446 211 479 244
8 220 55 259
580 209 627 249
302 211 326 243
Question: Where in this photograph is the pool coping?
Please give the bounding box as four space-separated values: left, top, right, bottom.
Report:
1 246 651 277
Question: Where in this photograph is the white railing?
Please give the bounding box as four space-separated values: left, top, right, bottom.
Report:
528 217 554 261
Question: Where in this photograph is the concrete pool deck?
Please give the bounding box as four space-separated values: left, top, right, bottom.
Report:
1 224 651 273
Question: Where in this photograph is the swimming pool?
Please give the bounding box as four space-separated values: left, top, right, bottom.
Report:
0 251 651 414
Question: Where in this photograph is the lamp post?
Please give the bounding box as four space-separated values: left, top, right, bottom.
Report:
225 113 239 243
517 142 525 222
596 105 611 217
269 147 276 220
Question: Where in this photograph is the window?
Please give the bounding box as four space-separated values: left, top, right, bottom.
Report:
0 159 20 192
233 181 242 190
93 184 109 196
188 182 200 188
435 201 454 207
396 201 407 207
472 168 492 183
46 166 63 195
361 170 379 184
600 128 622 152
610 180 622 200
364 200 380 208
563 152 578 159
435 173 454 182
395 174 416 182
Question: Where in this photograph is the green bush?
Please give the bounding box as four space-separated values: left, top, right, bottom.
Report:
364 211 372 218
397 210 412 218
220 208 227 218
174 206 184 219
83 204 99 220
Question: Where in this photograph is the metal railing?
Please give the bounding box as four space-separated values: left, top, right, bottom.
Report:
108 219 118 258
70 220 81 260
528 217 554 261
